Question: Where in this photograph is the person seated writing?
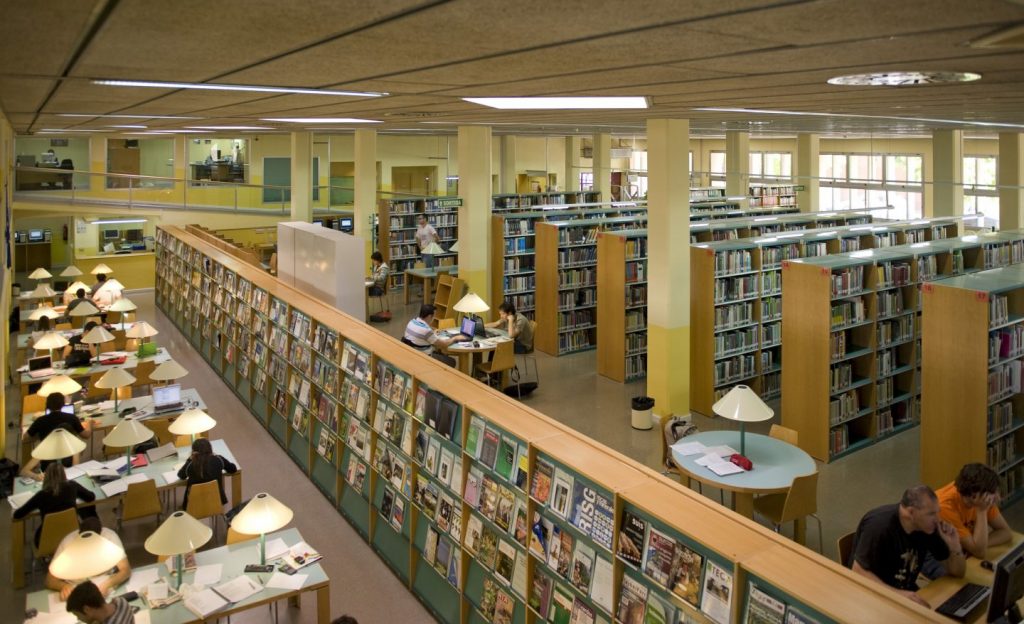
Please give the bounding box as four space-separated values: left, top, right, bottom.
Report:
65 288 91 316
937 463 1012 559
22 393 92 481
485 301 533 354
66 580 136 624
850 485 965 607
368 251 389 296
402 304 468 354
177 438 238 509
63 321 99 366
47 517 131 600
14 462 98 547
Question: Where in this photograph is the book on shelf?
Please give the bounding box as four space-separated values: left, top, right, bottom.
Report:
551 582 575 624
645 592 677 624
642 526 676 587
617 510 646 569
617 574 649 624
550 467 575 519
746 584 785 624
530 572 554 619
570 540 595 594
701 560 734 624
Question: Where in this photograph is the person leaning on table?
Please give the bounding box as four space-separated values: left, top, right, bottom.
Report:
849 484 965 608
14 462 98 547
64 320 99 365
938 463 1013 559
485 300 534 354
47 517 131 601
67 580 136 624
177 437 238 509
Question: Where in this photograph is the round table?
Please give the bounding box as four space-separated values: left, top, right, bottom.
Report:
671 430 816 523
444 340 498 376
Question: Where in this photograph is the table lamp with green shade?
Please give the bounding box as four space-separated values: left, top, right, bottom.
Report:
454 292 490 327
145 511 213 589
83 325 116 362
49 530 125 582
37 375 82 397
230 492 294 566
94 367 136 411
59 265 83 278
32 331 69 361
107 297 137 330
91 263 113 275
103 417 153 474
168 408 216 443
29 268 52 282
712 384 774 459
421 241 444 269
150 359 188 385
28 306 60 322
32 428 87 461
126 321 159 344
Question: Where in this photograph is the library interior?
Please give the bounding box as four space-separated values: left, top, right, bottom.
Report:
5 1 1024 623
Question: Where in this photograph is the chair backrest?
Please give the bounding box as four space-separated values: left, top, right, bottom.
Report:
437 318 456 330
489 340 516 372
148 419 175 447
780 472 819 524
226 527 257 545
133 360 157 387
112 386 132 401
526 320 538 353
37 508 79 557
22 393 47 415
186 480 223 520
769 424 799 446
837 531 855 567
122 479 162 522
414 260 425 269
85 372 108 400
175 434 195 448
661 416 698 470
54 322 72 331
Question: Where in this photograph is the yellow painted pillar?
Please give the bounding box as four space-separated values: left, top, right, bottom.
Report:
354 128 377 263
1000 133 1024 230
457 125 492 303
647 119 691 418
290 131 313 222
593 132 611 201
933 129 964 217
725 130 750 202
172 135 187 204
89 135 108 187
500 135 517 193
565 136 581 192
796 133 819 212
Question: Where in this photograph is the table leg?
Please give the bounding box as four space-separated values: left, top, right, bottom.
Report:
231 472 242 507
316 586 331 624
734 493 754 518
458 353 472 376
404 276 411 305
794 517 807 545
424 277 434 303
12 519 25 588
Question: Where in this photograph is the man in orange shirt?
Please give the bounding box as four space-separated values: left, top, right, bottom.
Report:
937 463 1012 559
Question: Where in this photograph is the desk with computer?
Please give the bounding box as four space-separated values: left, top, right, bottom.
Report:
922 536 1024 623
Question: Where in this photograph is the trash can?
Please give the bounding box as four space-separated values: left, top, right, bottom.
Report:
631 396 655 430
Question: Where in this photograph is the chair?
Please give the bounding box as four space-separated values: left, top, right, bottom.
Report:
227 527 257 545
436 318 456 330
112 330 128 351
133 359 157 393
186 480 225 539
369 274 392 316
769 424 799 446
515 320 540 386
475 341 516 393
33 508 79 578
752 472 823 553
54 322 72 331
837 531 855 567
119 479 162 531
22 394 47 415
148 419 175 447
111 386 132 402
85 372 109 401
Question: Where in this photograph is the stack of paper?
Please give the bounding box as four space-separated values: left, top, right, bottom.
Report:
264 537 290 561
671 440 707 456
99 473 150 497
695 453 744 476
8 490 35 511
212 575 262 603
266 572 307 590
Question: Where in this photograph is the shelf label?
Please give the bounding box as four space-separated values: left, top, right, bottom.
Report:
436 198 463 208
794 185 806 191
922 283 933 294
976 290 989 302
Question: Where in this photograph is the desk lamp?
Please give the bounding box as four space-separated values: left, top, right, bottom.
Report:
150 360 188 385
28 307 60 322
145 511 212 589
59 265 83 278
712 385 774 460
107 297 137 330
421 242 444 269
83 325 116 363
98 278 125 294
103 417 153 475
448 240 459 253
454 292 490 328
33 331 69 361
29 268 53 281
32 428 87 462
95 367 136 411
126 321 159 344
230 492 294 566
91 263 114 275
168 408 216 443
37 375 82 397
31 284 57 300
64 281 92 306
68 300 101 322
49 530 125 582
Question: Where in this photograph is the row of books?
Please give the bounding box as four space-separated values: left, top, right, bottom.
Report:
989 325 1024 363
558 330 596 354
761 244 801 268
762 322 781 347
761 297 782 322
877 316 913 347
626 332 647 355
877 377 895 405
989 401 1015 440
876 261 912 289
989 436 1017 473
558 268 596 289
625 238 647 259
877 401 915 436
506 293 535 315
714 327 759 358
760 349 777 372
558 309 595 331
625 353 647 379
626 284 647 308
558 247 597 267
988 360 1024 402
625 310 646 333
761 270 782 296
877 349 910 377
831 267 865 297
877 290 906 318
873 233 898 248
503 256 534 274
714 250 752 276
829 363 854 394
504 237 532 255
625 260 646 283
829 390 862 426
503 274 535 294
991 295 1011 328
831 298 867 328
714 275 758 304
762 372 781 398
715 301 754 329
748 194 797 208
984 241 1024 269
558 289 596 310
558 228 599 246
714 354 756 386
387 199 456 214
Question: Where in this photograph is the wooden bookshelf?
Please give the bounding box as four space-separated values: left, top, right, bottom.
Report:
596 230 648 382
378 196 461 289
749 184 798 209
431 273 467 329
155 224 943 624
491 191 601 212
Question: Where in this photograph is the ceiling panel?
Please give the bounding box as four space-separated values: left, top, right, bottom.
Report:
0 77 58 114
0 1 103 76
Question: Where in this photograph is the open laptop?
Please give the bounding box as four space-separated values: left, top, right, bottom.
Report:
152 383 184 414
27 355 55 378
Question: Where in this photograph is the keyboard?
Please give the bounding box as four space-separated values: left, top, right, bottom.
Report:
28 368 55 378
153 402 184 414
936 582 990 620
485 328 502 338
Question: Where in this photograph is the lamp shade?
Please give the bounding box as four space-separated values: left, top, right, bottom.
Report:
150 360 188 381
421 242 444 255
448 241 459 253
68 300 100 317
97 278 125 293
37 375 83 397
29 268 52 280
230 492 293 535
126 321 159 339
168 409 216 436
31 284 57 298
32 332 70 351
66 281 92 294
454 292 490 314
28 307 60 321
95 367 136 389
712 385 774 423
145 511 213 556
49 531 125 581
103 417 154 448
59 265 84 278
107 297 137 313
91 263 114 275
83 325 116 345
32 428 87 460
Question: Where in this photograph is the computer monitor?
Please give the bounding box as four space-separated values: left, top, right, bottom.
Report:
103 229 120 240
340 218 353 232
60 404 75 416
103 243 115 253
28 355 52 371
28 229 44 242
312 219 323 226
124 229 143 242
987 539 1024 623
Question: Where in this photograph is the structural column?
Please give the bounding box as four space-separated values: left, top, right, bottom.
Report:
500 136 517 194
796 133 819 212
290 131 313 221
354 128 377 262
647 118 691 418
89 136 107 180
172 135 187 204
933 129 964 217
1000 133 1024 230
725 131 749 202
593 133 611 200
457 125 493 304
565 136 581 191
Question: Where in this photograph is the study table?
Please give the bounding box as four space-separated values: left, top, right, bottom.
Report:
19 348 172 396
17 322 139 354
9 438 241 589
403 265 458 304
671 431 816 530
444 335 512 380
917 532 1024 622
25 527 330 624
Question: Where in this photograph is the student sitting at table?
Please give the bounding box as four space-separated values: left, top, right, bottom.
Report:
485 301 534 354
91 274 118 309
368 251 390 296
22 393 92 476
66 580 136 624
65 288 91 316
47 517 131 600
177 438 238 509
403 305 467 352
937 463 1012 559
850 485 965 607
64 320 99 366
14 463 98 547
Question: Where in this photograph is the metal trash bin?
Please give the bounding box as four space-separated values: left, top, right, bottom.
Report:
631 396 655 430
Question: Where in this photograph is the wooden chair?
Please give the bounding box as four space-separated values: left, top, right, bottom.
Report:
837 531 855 567
119 479 162 531
752 472 823 553
85 372 109 401
769 424 799 446
369 274 392 316
516 319 540 385
133 359 157 393
112 330 128 351
436 318 456 330
227 527 257 545
54 322 72 331
22 393 47 415
175 434 200 448
33 508 79 578
111 386 132 402
148 419 175 447
475 341 516 393
186 480 225 538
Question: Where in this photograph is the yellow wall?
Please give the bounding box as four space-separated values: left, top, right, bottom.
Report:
2 112 12 449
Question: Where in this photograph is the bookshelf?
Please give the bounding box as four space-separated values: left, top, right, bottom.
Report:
535 216 647 356
155 225 942 624
378 197 461 289
596 229 648 382
491 191 601 212
748 184 797 209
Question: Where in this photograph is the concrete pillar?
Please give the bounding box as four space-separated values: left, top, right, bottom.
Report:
500 136 517 194
593 132 611 201
796 133 819 212
565 136 581 192
1000 133 1024 230
457 125 492 303
290 131 313 221
725 131 750 201
89 136 107 178
172 135 187 203
933 129 964 217
647 119 691 418
354 128 377 263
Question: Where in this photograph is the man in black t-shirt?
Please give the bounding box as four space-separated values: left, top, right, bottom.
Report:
850 485 966 608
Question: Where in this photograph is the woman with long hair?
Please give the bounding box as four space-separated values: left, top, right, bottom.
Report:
13 462 97 546
177 437 238 509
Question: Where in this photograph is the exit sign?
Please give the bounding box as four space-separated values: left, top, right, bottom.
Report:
437 198 463 208
794 185 806 191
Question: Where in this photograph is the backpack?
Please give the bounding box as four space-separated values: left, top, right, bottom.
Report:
662 417 699 471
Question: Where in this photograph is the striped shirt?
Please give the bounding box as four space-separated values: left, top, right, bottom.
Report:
403 317 437 351
106 597 136 624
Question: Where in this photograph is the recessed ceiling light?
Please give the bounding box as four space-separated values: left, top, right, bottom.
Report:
137 130 212 134
38 128 97 132
692 107 1024 129
89 218 147 225
58 113 201 119
107 125 147 129
827 71 981 86
93 79 385 98
262 118 381 123
185 126 273 131
462 97 648 110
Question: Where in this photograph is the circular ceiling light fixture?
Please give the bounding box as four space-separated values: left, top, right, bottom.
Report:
827 71 981 86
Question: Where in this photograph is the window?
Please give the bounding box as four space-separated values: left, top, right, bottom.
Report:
708 150 791 188
709 151 726 188
579 171 593 191
818 152 924 220
964 156 999 227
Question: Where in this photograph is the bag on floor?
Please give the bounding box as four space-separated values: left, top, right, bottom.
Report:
369 311 392 323
502 382 538 398
0 458 19 496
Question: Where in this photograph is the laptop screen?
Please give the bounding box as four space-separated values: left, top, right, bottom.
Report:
29 355 52 371
60 404 75 416
460 316 475 337
153 383 181 406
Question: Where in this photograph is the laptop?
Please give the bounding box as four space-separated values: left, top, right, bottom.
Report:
28 355 55 378
935 582 991 621
152 383 184 414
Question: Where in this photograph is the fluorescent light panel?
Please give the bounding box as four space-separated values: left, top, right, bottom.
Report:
107 125 147 129
262 117 381 124
58 113 202 120
186 126 273 131
693 107 1024 130
93 79 384 98
90 219 146 225
463 97 648 110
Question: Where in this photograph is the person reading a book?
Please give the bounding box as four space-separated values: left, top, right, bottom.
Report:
178 438 238 509
14 462 98 547
849 485 965 607
64 320 99 366
66 580 136 624
47 517 131 600
937 463 1012 559
402 304 468 353
485 301 533 354
368 251 389 296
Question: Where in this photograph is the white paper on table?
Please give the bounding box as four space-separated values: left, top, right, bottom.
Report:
104 456 128 471
212 575 262 603
8 490 34 511
96 400 116 411
85 467 120 479
134 610 152 624
183 588 227 618
264 538 289 561
76 460 103 471
695 453 728 468
63 466 86 481
177 448 191 460
146 442 177 463
100 479 128 497
266 572 307 590
703 445 738 457
193 563 223 587
162 470 180 486
671 440 707 456
148 581 169 600
48 590 63 612
708 461 744 476
173 460 186 471
27 612 76 624
126 567 161 592
124 473 150 485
